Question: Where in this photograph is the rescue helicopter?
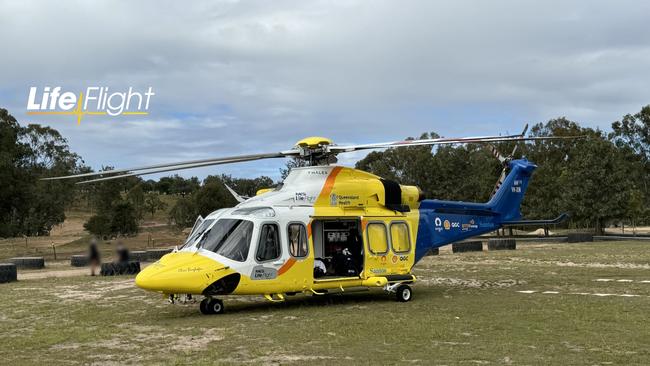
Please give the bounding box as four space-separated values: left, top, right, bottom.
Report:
44 126 576 315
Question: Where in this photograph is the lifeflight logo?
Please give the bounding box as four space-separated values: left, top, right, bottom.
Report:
27 86 155 124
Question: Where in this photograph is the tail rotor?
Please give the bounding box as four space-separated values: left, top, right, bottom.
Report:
488 124 528 198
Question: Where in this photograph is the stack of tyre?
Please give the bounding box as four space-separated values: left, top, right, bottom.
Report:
70 255 89 267
0 263 17 283
567 233 593 243
487 238 517 250
452 241 483 253
130 251 148 262
10 257 45 269
100 261 141 276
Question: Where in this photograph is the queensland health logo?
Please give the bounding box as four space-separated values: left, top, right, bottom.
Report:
26 86 155 124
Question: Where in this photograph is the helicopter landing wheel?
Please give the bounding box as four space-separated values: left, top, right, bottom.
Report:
395 284 412 302
200 298 225 315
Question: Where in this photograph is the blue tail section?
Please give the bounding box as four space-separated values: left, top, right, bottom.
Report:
414 159 537 262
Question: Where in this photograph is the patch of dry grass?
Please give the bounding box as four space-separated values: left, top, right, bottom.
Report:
1 241 650 364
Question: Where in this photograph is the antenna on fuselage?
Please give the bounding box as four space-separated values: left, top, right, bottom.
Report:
224 184 249 203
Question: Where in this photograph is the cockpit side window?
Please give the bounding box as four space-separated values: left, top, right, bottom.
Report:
288 223 308 258
200 219 253 262
256 223 281 262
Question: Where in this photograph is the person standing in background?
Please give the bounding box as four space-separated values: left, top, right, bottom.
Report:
88 238 101 276
116 240 130 263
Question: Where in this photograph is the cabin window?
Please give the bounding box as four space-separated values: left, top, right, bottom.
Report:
390 222 411 253
288 223 308 258
256 223 281 262
199 219 253 262
367 222 388 254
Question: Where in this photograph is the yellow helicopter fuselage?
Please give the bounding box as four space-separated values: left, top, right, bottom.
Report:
136 165 422 297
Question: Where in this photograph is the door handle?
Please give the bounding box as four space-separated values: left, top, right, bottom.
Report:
273 260 284 266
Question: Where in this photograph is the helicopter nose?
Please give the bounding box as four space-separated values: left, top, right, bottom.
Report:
135 252 231 294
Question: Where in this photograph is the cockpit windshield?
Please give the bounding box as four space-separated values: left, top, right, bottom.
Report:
198 219 253 262
181 219 215 249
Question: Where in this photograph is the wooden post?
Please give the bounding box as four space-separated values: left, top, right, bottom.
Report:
51 242 57 260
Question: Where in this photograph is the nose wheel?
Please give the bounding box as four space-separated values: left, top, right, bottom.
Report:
200 297 225 315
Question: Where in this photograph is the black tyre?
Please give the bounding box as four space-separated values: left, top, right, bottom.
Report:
487 238 516 251
0 263 18 283
396 284 412 302
567 233 593 243
199 298 211 314
10 257 45 269
70 255 89 267
199 297 224 315
200 298 225 315
452 241 483 253
209 299 224 314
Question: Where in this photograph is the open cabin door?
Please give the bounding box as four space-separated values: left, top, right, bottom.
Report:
311 218 363 279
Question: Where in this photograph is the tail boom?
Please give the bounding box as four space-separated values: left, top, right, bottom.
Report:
414 159 537 261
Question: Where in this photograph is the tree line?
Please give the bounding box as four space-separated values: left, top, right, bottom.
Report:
356 106 650 234
2 106 649 237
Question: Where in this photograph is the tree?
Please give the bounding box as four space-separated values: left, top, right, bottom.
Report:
83 168 142 237
519 118 585 220
355 118 643 234
611 105 650 162
0 109 83 237
143 192 167 218
155 175 200 195
83 214 112 238
611 105 650 225
220 174 274 196
194 179 237 217
127 184 145 219
109 200 139 236
557 130 632 234
356 132 500 201
168 196 198 228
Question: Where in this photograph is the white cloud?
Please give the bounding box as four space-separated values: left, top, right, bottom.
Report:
1 0 649 179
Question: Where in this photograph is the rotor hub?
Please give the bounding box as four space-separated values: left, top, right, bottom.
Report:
294 136 336 165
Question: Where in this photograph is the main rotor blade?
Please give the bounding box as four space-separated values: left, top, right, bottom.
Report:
329 134 582 153
42 151 298 181
75 156 277 184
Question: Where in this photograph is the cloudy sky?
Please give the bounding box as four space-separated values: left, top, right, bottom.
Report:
1 0 649 180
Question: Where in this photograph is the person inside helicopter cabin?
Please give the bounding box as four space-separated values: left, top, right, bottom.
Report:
88 238 101 276
115 241 130 263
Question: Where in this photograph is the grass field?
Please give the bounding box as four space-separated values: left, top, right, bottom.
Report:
1 241 650 365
